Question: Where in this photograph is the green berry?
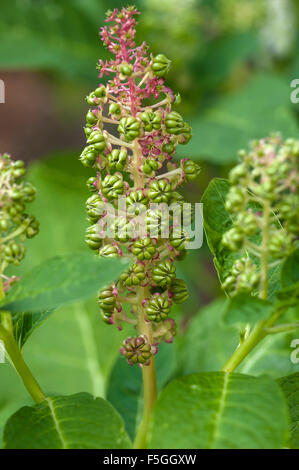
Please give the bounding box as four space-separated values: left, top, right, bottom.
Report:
118 116 141 141
183 160 200 181
85 225 103 250
107 148 128 172
139 111 162 132
145 295 171 322
151 54 171 77
120 263 146 287
148 179 172 203
152 261 176 287
87 130 107 152
102 174 124 199
97 286 117 312
165 111 184 135
169 278 189 304
121 335 155 365
131 238 156 260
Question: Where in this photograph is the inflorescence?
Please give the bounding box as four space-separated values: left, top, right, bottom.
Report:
80 6 200 366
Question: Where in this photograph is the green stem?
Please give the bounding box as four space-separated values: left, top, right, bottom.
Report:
0 323 45 403
260 200 270 300
133 287 157 449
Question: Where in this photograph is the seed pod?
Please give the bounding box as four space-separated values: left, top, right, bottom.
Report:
222 227 244 251
145 295 171 322
183 160 200 181
109 102 122 118
169 229 189 251
165 111 184 135
120 263 146 286
112 217 132 243
102 174 124 199
225 187 246 213
127 190 148 215
235 212 258 236
86 194 106 223
87 130 107 152
118 116 141 141
80 145 98 168
85 225 103 250
177 122 192 145
4 241 26 265
169 278 189 304
151 54 171 77
139 111 162 132
152 261 176 288
107 148 128 172
97 285 117 312
119 62 133 77
148 179 172 203
162 143 175 154
131 238 156 261
228 163 247 184
120 335 156 365
146 209 168 236
86 109 98 125
24 216 39 239
86 177 98 192
269 230 293 258
142 158 160 175
99 244 120 258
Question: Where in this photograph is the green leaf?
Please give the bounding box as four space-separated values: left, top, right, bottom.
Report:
281 249 299 288
201 177 281 298
107 342 177 440
0 252 127 313
3 392 131 449
149 372 290 449
12 310 53 348
279 372 299 449
223 294 273 328
180 299 299 378
183 73 299 164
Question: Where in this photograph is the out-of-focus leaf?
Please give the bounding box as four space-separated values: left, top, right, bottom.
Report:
223 294 273 328
0 253 127 313
184 74 299 163
149 372 290 449
180 299 299 378
3 393 131 449
107 342 177 440
279 372 299 449
12 310 53 349
281 249 299 288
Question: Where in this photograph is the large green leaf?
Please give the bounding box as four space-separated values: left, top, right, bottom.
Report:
3 392 131 449
149 372 290 449
0 252 127 313
184 74 299 163
201 177 281 298
279 372 299 449
281 249 299 288
180 299 299 378
223 294 273 328
12 310 53 348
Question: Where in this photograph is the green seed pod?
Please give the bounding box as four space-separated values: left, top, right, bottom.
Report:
169 278 189 304
120 335 155 365
127 190 148 215
86 194 106 223
146 209 168 236
99 244 120 258
278 194 299 221
131 238 156 261
94 86 107 99
225 187 246 213
162 143 175 154
169 230 189 251
19 182 36 203
102 174 124 199
235 212 258 236
151 54 171 77
152 261 176 288
148 179 172 203
4 241 26 265
145 295 171 322
113 217 132 243
228 163 247 184
183 160 200 181
269 230 293 258
118 116 141 141
139 111 162 132
85 225 103 250
120 263 146 287
109 102 122 117
107 148 128 172
119 63 133 76
177 122 192 145
0 219 9 231
86 177 98 192
86 109 98 125
165 111 184 135
97 285 117 312
222 227 244 251
87 130 107 152
142 158 160 175
80 145 98 168
12 160 26 179
24 216 39 239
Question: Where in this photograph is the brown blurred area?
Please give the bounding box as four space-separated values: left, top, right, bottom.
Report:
0 71 87 163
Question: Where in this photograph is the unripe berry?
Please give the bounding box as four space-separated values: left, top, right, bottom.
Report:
152 261 176 287
145 295 171 322
120 335 156 365
222 227 244 251
148 179 172 203
87 130 107 152
139 111 162 132
99 244 120 258
102 174 124 199
120 263 146 286
131 238 156 260
85 225 103 250
118 116 141 141
165 111 184 135
151 54 171 77
169 278 189 304
107 148 128 172
183 160 200 181
97 286 117 312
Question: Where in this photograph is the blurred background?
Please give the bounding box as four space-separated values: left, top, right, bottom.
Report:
0 0 298 441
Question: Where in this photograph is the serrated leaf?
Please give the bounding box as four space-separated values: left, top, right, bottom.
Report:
149 372 290 449
223 294 273 328
279 372 299 449
201 177 281 298
183 74 299 164
3 392 131 449
0 252 127 313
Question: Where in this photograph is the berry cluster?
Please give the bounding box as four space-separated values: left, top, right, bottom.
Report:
80 7 200 366
221 135 299 296
0 154 39 290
